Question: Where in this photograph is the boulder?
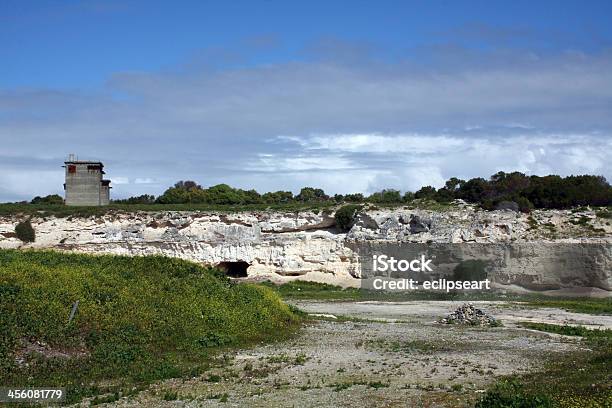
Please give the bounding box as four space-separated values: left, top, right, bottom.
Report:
409 215 431 233
495 201 519 212
354 213 379 230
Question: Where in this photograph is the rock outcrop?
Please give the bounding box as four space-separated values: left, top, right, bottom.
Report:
0 203 610 295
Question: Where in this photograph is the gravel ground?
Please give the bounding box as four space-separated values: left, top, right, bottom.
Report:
94 300 609 408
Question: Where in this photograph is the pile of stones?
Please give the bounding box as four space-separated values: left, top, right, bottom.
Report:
439 303 499 326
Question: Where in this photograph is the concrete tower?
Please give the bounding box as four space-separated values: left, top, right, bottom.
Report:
63 154 111 206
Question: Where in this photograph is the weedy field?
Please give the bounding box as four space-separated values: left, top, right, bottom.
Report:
1 252 610 407
0 250 300 404
100 299 610 407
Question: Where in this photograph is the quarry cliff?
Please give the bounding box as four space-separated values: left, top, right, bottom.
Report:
1 202 610 296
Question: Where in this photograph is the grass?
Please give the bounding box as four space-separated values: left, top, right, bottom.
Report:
262 280 493 301
518 322 612 339
522 298 612 315
476 323 612 407
330 379 390 392
265 281 612 315
0 249 300 404
262 281 363 300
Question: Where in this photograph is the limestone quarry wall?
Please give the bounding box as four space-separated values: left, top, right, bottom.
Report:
1 205 610 296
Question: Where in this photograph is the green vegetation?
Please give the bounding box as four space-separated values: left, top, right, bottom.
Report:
14 219 35 242
5 172 611 216
475 378 552 408
30 194 64 205
0 201 337 218
334 204 362 231
460 172 612 211
262 281 362 300
477 323 611 408
330 379 389 392
264 280 498 302
522 298 612 315
0 250 300 404
518 322 612 339
264 284 612 315
265 281 612 316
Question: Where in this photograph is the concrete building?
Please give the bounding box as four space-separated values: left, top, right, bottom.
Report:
63 155 111 206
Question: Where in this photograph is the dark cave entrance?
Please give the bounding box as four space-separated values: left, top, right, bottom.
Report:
217 261 250 278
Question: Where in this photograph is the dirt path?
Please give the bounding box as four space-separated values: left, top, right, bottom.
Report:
101 301 608 408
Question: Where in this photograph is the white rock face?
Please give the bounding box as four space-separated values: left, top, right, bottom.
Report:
1 204 610 294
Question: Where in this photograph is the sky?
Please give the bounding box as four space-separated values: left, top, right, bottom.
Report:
1 0 612 201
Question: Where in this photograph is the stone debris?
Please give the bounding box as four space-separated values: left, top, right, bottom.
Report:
439 303 499 326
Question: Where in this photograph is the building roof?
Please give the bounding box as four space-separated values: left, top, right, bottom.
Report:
63 160 104 165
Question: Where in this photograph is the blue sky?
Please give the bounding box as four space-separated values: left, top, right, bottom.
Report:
1 0 612 201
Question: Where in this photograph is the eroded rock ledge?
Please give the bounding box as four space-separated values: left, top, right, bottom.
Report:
1 204 610 295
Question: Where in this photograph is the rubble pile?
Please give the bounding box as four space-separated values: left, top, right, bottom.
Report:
439 303 500 326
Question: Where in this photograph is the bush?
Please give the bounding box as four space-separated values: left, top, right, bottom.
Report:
112 194 156 204
475 378 552 408
367 189 402 203
30 194 63 205
14 219 35 242
334 205 362 231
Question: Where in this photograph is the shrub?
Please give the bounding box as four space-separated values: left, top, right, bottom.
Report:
475 378 551 408
30 194 64 205
14 219 35 242
334 205 362 231
515 196 534 213
367 189 402 203
162 390 178 401
112 194 156 204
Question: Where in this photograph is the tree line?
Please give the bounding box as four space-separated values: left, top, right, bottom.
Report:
29 172 612 211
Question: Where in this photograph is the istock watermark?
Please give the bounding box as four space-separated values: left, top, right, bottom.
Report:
372 254 433 272
370 254 490 292
371 277 491 292
349 241 609 294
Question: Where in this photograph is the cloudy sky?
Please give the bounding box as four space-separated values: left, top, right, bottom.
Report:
1 0 612 201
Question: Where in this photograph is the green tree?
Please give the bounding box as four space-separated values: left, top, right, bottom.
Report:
415 186 437 199
156 187 191 204
113 194 156 204
367 189 402 203
334 205 362 231
31 194 64 205
344 193 365 203
402 191 415 202
296 187 328 202
262 191 294 204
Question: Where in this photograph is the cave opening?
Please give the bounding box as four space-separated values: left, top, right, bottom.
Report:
217 261 250 278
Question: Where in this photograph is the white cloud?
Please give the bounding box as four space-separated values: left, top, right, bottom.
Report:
134 177 157 184
110 177 129 185
0 46 611 200
253 132 612 193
